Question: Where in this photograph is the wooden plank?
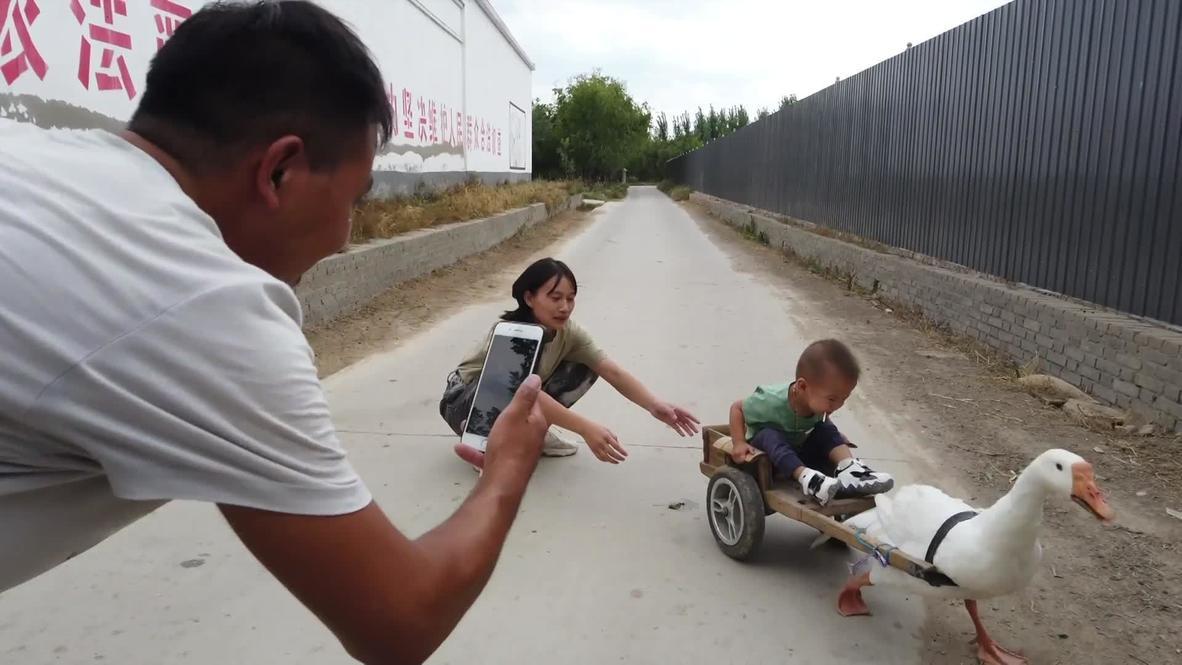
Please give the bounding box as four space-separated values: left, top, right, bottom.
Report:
704 424 732 442
711 436 766 460
702 425 724 465
798 511 936 579
709 436 773 491
763 485 875 518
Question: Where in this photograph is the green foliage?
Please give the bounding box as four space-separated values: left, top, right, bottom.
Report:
532 101 562 179
581 181 629 201
551 72 651 181
657 180 692 201
533 69 797 184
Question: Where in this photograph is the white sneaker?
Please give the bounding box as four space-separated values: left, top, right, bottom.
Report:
835 458 894 497
543 430 579 457
799 468 840 506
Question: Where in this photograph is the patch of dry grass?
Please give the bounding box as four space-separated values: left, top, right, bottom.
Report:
350 180 575 243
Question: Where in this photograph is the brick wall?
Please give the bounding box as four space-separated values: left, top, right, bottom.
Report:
297 194 582 328
692 193 1182 434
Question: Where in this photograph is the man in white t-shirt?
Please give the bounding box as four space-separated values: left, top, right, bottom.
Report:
0 2 548 662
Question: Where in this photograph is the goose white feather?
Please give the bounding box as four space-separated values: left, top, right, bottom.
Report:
843 448 1110 599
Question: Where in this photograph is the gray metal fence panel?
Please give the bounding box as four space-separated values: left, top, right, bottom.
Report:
669 0 1182 326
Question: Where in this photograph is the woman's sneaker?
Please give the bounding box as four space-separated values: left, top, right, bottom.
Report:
798 468 841 505
543 430 579 457
835 458 894 497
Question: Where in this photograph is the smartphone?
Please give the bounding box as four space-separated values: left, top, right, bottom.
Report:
461 321 546 451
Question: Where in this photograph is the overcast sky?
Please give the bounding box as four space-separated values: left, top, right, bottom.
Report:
494 0 1011 120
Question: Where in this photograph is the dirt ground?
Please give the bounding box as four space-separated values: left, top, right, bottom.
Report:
307 199 1181 664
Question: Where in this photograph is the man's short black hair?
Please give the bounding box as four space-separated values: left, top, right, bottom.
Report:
796 339 861 383
129 0 392 172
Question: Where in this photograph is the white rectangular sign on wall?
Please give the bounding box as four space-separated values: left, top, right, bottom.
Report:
509 102 526 171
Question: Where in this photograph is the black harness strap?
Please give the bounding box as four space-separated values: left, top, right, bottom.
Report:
924 511 978 564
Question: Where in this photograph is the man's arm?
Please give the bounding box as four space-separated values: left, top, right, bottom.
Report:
221 376 548 665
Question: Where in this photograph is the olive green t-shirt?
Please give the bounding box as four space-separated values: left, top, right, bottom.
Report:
741 381 823 443
456 319 605 385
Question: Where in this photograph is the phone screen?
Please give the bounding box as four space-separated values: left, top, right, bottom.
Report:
465 334 542 438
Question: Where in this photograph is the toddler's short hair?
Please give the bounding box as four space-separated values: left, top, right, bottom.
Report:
796 339 861 383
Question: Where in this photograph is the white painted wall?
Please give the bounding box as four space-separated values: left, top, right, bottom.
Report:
0 0 532 176
465 0 533 173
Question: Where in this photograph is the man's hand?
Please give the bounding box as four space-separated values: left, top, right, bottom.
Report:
455 375 548 471
582 422 628 464
649 401 701 437
479 375 548 475
221 375 550 665
729 440 760 463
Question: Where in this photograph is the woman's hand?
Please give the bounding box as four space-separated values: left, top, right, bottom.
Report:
649 402 701 437
581 423 628 464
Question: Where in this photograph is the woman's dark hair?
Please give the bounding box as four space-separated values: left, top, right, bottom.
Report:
502 258 578 322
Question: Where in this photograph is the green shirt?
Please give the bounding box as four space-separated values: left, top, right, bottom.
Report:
457 319 605 385
742 381 823 443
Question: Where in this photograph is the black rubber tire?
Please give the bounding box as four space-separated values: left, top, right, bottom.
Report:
706 467 766 560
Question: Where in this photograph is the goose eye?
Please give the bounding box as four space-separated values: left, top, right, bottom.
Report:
1055 463 1063 471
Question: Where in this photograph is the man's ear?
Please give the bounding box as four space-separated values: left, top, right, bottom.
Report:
256 135 306 209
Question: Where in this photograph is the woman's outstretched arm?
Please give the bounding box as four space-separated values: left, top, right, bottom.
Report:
594 358 700 436
537 392 628 463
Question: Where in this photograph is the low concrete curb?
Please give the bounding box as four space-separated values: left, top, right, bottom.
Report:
297 194 582 328
691 192 1182 434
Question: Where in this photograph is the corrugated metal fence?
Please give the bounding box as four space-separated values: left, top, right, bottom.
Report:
669 0 1182 326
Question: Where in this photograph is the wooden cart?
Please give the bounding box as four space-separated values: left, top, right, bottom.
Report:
699 425 957 586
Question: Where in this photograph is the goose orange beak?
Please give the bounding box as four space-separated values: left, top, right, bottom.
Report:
1071 462 1114 523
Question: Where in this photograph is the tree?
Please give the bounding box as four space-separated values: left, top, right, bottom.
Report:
655 112 670 143
779 94 798 111
734 106 750 129
756 107 770 121
694 106 707 143
706 105 720 141
551 72 651 181
531 101 562 179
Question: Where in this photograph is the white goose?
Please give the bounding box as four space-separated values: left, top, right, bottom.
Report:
836 449 1114 665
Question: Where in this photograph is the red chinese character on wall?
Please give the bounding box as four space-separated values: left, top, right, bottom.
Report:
150 0 191 50
0 0 47 85
497 129 502 156
466 115 473 150
386 83 399 128
401 88 414 139
417 96 427 142
428 100 438 144
440 102 450 146
71 0 136 99
455 110 463 147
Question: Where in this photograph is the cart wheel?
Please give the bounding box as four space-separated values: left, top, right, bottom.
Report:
707 467 766 560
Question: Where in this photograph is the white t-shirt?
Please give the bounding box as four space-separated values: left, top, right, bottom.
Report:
0 120 371 592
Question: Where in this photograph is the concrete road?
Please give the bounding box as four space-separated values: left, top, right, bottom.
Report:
0 187 927 664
